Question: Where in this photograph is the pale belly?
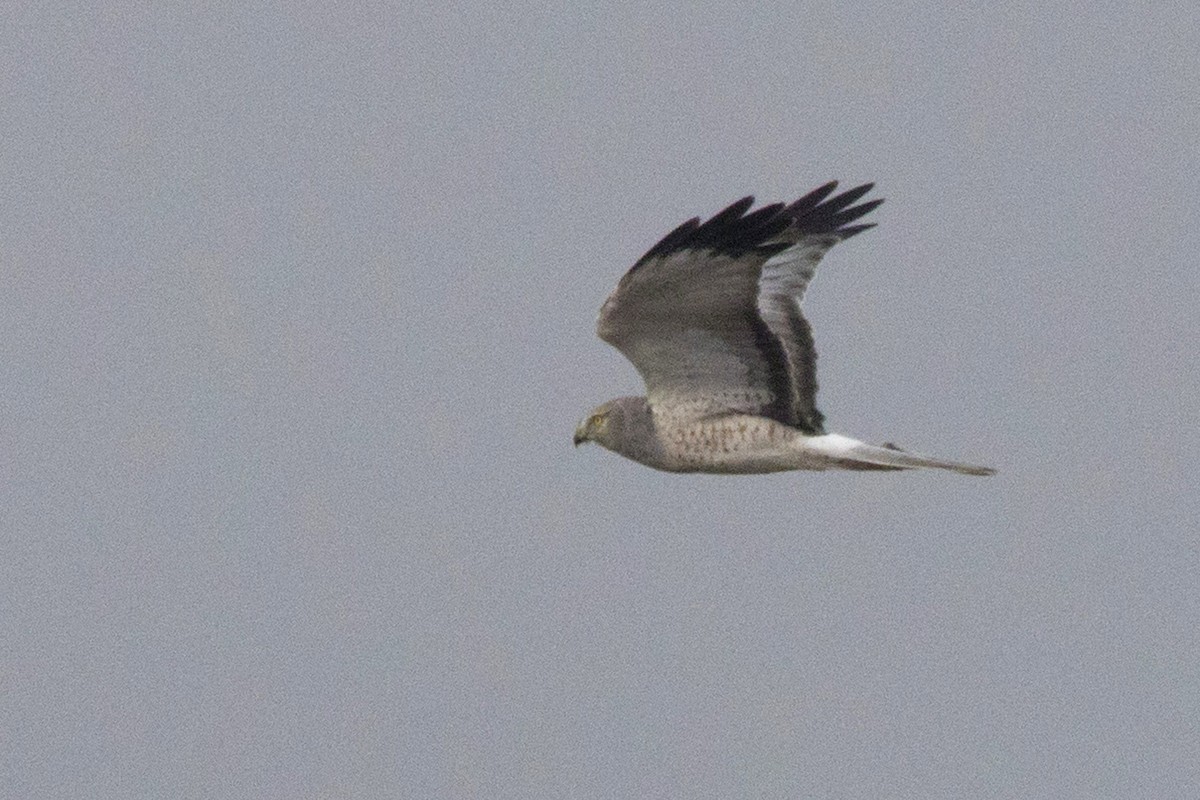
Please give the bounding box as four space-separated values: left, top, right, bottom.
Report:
653 414 831 474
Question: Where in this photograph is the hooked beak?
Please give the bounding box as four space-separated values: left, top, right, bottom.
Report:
573 418 591 447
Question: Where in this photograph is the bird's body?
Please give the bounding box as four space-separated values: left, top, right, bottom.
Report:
574 182 995 477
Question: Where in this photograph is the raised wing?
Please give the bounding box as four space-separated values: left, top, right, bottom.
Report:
597 182 882 433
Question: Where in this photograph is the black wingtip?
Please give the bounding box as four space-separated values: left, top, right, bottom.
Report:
786 181 840 216
832 198 885 228
633 194 793 268
789 182 882 238
634 216 701 267
710 196 756 223
630 181 882 269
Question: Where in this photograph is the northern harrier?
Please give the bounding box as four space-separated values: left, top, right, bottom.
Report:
573 182 995 476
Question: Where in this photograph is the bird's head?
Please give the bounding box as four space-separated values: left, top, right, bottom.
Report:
573 404 614 448
573 397 647 449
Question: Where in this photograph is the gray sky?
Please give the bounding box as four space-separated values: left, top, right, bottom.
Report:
3 3 1198 798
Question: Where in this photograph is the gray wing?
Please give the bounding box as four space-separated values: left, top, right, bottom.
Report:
597 182 882 433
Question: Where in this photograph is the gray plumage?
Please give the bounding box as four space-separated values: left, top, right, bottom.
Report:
574 182 995 477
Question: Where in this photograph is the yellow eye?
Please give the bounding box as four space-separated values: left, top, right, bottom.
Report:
590 413 606 429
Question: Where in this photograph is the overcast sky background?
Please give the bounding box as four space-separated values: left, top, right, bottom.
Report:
3 3 1198 798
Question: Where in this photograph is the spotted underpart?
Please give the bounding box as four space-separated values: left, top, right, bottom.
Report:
575 396 993 476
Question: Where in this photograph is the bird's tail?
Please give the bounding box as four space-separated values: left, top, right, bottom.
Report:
811 434 996 476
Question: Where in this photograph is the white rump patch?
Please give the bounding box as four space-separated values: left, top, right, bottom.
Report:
803 433 867 457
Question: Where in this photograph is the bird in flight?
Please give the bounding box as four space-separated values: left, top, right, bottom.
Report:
574 182 995 476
